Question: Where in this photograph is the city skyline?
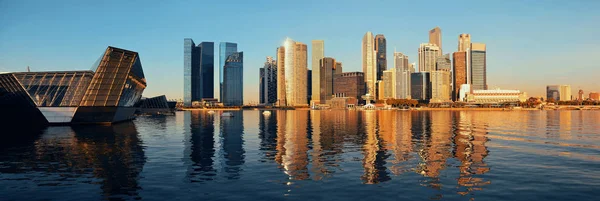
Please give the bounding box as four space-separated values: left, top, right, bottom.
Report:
1 0 600 103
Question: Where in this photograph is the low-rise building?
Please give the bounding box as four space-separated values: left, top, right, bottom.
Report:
465 88 528 104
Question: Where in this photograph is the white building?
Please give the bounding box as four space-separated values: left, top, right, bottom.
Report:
284 38 308 106
463 87 528 103
418 43 440 72
362 32 377 98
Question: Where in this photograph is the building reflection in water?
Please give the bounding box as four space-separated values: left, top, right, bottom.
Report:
453 111 491 196
220 110 245 179
361 110 391 184
184 111 216 182
281 110 310 180
259 110 278 162
0 123 146 200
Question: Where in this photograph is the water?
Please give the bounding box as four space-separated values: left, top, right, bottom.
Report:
1 110 599 201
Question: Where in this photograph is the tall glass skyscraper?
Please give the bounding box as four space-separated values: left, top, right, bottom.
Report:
375 34 387 81
418 43 440 72
220 42 238 102
362 32 376 99
259 56 277 104
223 52 244 106
184 39 214 107
283 38 308 106
311 40 324 104
470 43 486 90
411 72 432 101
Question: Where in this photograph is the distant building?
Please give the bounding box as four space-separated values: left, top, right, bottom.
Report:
430 71 451 102
307 69 312 105
223 52 243 106
546 85 560 101
452 52 467 101
362 32 377 99
219 42 237 102
333 72 365 103
284 38 308 106
276 46 286 106
436 54 451 71
409 62 416 73
578 89 584 101
465 88 528 103
411 72 431 101
590 92 600 100
394 52 409 72
311 40 324 104
383 68 396 99
375 34 387 80
458 34 471 52
429 27 442 54
418 43 440 72
559 85 572 101
319 57 337 101
377 80 385 100
259 57 277 104
184 39 214 107
397 70 411 99
470 43 487 90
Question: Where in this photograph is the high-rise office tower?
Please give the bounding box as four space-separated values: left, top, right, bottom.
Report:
311 40 324 104
276 46 286 106
183 39 214 107
458 34 471 52
219 42 237 102
409 63 416 73
452 52 467 101
222 52 243 106
411 72 431 101
394 52 409 72
397 70 411 99
375 34 387 80
546 85 560 101
307 69 312 104
578 89 584 101
333 72 366 102
284 38 308 106
362 32 377 99
436 54 451 71
429 27 442 55
418 43 440 72
430 71 451 102
319 57 337 101
259 56 277 104
470 43 487 90
377 80 385 100
383 68 396 99
559 85 572 101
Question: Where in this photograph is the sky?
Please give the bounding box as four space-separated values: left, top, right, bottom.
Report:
1 0 599 103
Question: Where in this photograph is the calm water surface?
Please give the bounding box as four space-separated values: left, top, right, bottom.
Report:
1 110 599 200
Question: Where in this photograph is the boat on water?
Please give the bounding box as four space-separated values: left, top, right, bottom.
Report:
263 111 271 115
221 112 234 117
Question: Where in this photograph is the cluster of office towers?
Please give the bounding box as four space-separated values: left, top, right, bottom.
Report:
259 27 488 106
183 39 244 107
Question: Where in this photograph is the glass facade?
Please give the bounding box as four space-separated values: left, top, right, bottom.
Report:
13 71 93 107
223 52 243 106
139 95 169 109
80 46 146 107
411 72 431 101
220 42 237 102
184 39 214 107
470 50 486 90
375 34 386 81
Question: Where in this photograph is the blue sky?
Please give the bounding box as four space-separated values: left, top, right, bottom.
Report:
1 0 599 103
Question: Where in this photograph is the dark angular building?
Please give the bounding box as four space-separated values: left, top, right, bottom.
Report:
0 73 49 129
333 72 366 103
411 72 432 101
259 57 277 105
184 39 214 107
0 46 147 126
307 69 312 105
223 52 243 106
375 34 387 81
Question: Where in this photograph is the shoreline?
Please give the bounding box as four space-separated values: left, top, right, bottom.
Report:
178 107 600 111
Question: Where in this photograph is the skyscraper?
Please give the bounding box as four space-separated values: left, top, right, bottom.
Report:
470 43 487 90
259 56 277 104
394 52 409 72
429 27 442 54
560 85 572 101
453 52 467 101
418 43 440 72
307 69 312 104
397 70 411 99
183 39 214 107
436 54 451 71
411 72 431 101
311 40 324 104
333 72 366 103
284 38 308 106
375 34 387 80
430 71 451 102
458 34 471 52
222 52 243 106
219 42 237 102
319 57 337 101
546 85 560 101
383 68 396 99
362 32 377 99
276 46 286 106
